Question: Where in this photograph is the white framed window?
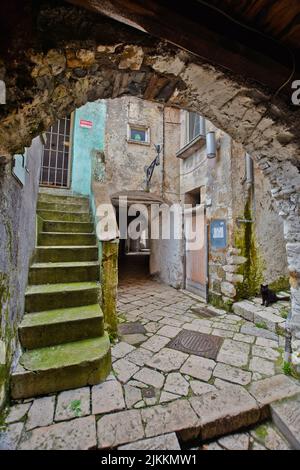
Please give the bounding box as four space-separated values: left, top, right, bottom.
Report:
127 124 150 145
185 112 205 145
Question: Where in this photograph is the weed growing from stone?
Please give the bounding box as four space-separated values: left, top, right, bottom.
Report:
255 322 267 329
69 399 81 417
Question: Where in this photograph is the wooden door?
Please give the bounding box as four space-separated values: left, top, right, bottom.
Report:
185 204 207 300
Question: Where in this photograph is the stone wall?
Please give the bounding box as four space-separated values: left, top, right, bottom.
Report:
231 141 288 298
0 136 43 409
104 97 164 197
178 115 288 307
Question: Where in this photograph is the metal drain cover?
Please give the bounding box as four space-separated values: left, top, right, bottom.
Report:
167 330 223 360
118 321 146 335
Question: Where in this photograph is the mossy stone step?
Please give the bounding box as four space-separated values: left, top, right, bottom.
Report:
34 246 99 263
38 193 89 205
11 334 111 399
29 261 100 284
19 304 104 349
25 282 99 313
38 232 96 246
37 210 91 222
43 221 94 233
37 201 89 213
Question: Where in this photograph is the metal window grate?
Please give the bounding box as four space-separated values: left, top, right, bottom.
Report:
39 116 71 188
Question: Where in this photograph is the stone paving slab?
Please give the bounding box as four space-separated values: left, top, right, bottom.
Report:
142 334 170 352
271 394 300 449
190 380 217 396
217 339 250 368
249 357 275 376
180 355 216 382
159 391 180 403
213 362 252 386
113 358 140 383
133 367 165 388
19 415 97 450
112 342 135 359
92 380 125 414
250 423 291 450
118 433 181 450
5 403 31 424
164 372 189 396
124 384 142 408
189 384 261 440
97 409 144 448
26 396 55 431
55 387 90 421
141 400 199 441
125 347 153 367
0 422 24 450
248 375 300 406
218 432 250 450
240 324 279 341
146 348 188 373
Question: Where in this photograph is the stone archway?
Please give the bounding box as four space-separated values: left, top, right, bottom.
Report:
0 3 299 348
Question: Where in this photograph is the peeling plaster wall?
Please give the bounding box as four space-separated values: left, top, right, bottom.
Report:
231 141 288 289
0 136 42 409
71 100 106 196
104 96 164 197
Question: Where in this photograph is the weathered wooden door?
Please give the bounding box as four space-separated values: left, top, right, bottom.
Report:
40 116 71 188
184 204 207 300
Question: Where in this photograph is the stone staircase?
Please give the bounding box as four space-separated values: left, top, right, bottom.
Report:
11 192 111 399
233 296 290 334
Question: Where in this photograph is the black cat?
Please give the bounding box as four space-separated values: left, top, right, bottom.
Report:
260 284 290 307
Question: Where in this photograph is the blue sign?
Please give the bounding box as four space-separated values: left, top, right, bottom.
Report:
210 219 227 250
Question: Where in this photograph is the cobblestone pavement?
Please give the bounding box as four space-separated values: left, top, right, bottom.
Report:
1 275 299 450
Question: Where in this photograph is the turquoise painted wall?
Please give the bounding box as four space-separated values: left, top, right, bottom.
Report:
71 100 106 196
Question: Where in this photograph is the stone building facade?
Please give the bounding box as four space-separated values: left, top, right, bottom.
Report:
177 111 288 307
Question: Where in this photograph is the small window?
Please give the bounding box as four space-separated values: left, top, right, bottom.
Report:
128 124 150 144
186 112 205 144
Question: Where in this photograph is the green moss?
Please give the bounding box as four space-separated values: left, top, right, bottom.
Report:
235 197 264 300
269 276 290 292
282 361 300 380
101 241 119 336
254 424 268 441
255 321 268 329
208 292 233 312
19 334 110 371
0 273 12 411
279 307 289 319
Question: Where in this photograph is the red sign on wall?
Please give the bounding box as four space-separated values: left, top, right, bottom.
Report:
80 119 93 129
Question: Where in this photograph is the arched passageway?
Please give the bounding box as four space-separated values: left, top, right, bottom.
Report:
0 3 299 345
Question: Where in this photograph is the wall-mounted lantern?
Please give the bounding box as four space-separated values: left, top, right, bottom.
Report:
206 131 216 159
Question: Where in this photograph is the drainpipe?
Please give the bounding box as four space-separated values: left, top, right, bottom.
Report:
245 153 254 188
162 107 165 199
